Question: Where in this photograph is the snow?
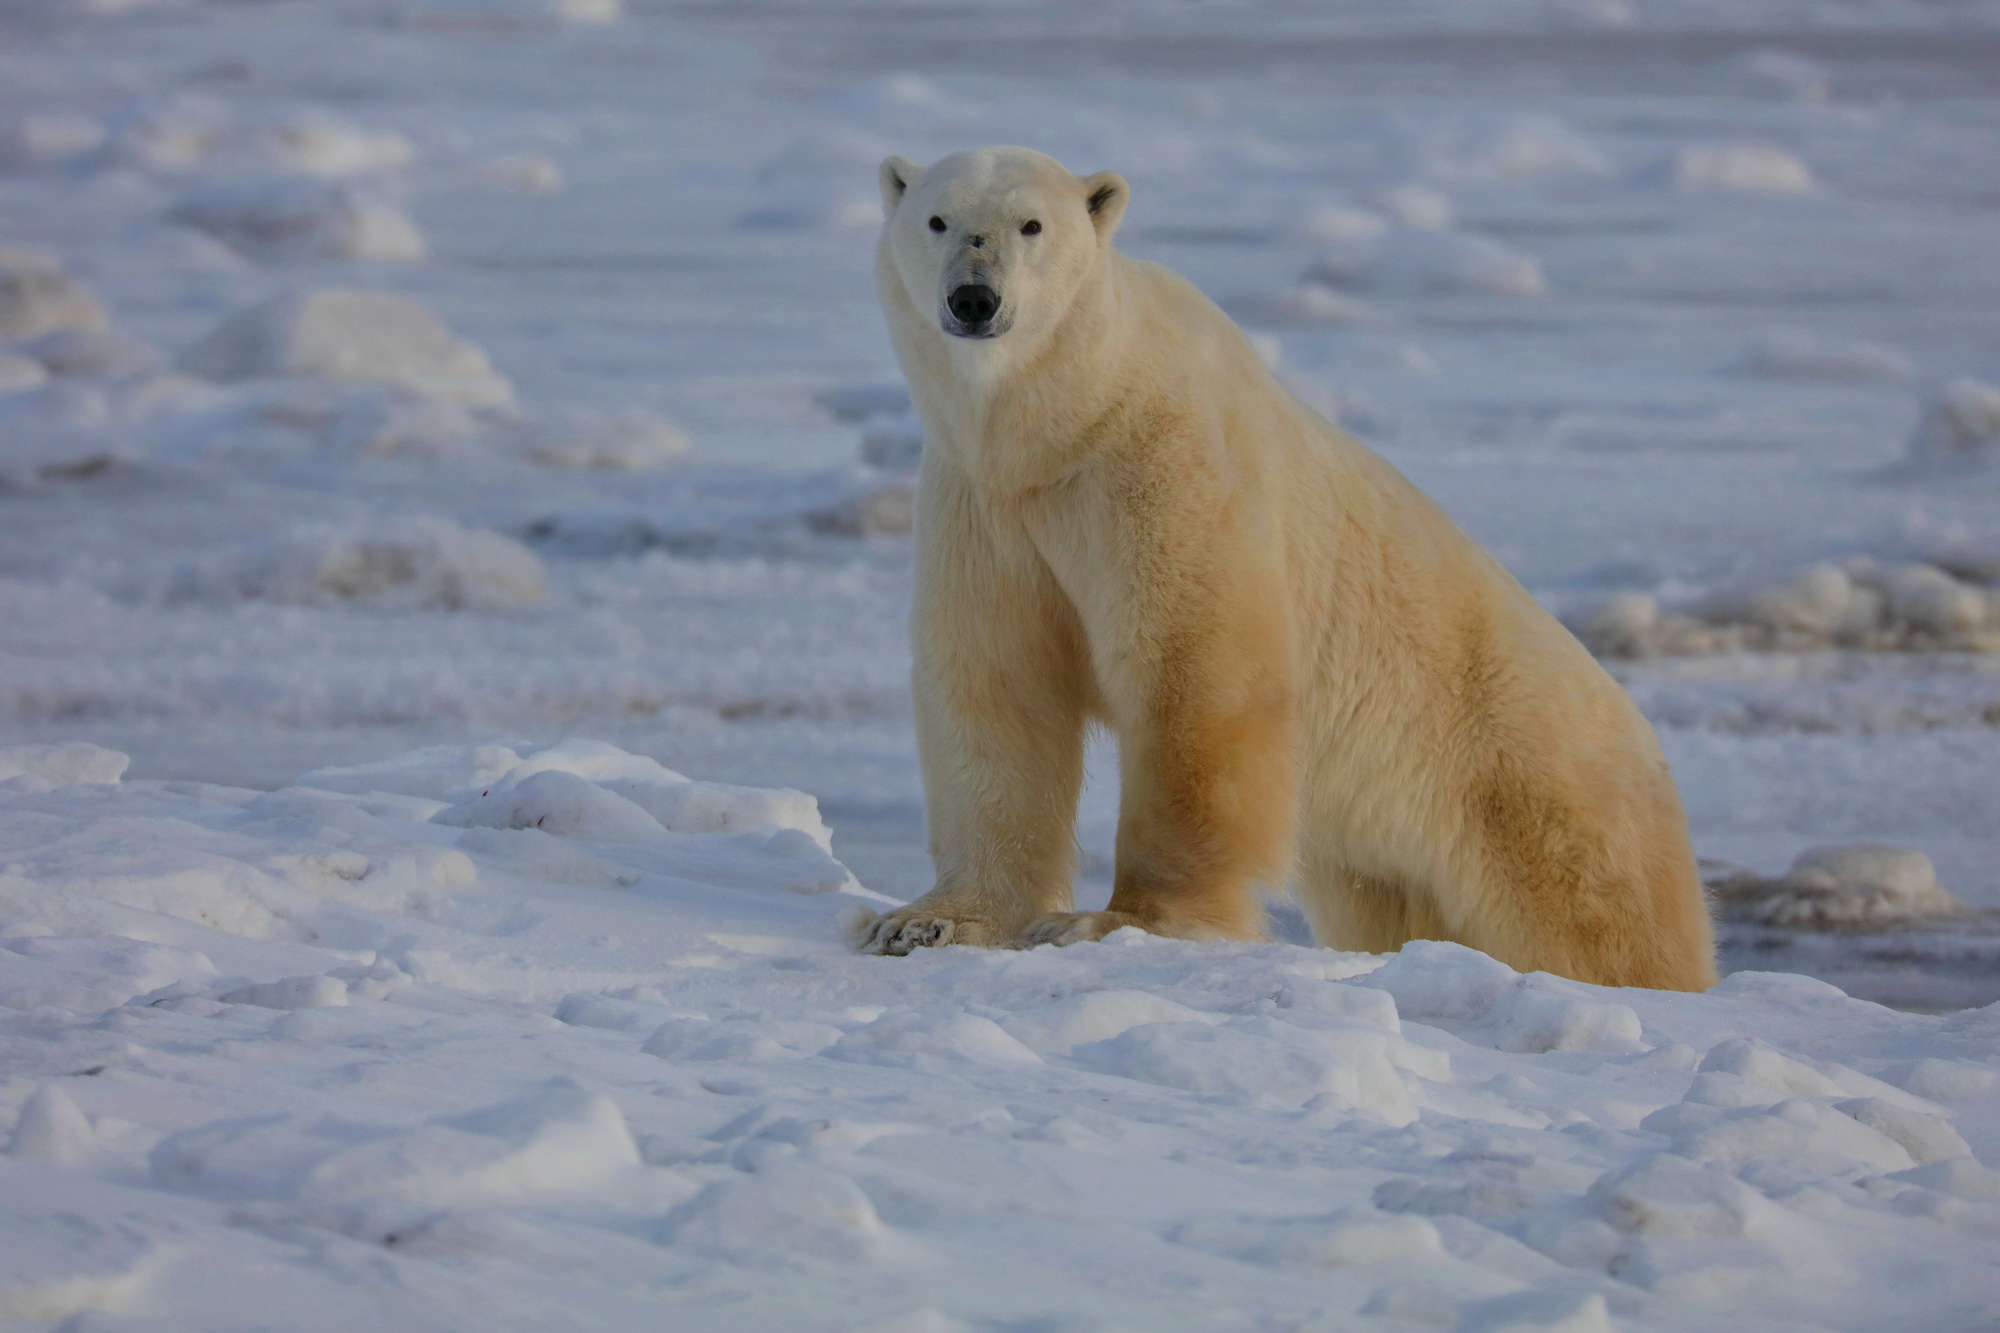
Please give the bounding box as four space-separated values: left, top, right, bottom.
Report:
0 249 107 342
1671 143 1816 195
166 177 428 262
3 0 2000 1323
0 740 1992 1330
1706 844 1964 928
177 290 514 409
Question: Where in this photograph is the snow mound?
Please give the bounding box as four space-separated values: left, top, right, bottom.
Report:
166 177 426 262
202 516 548 610
0 249 108 342
1707 845 1966 928
434 769 670 842
15 327 160 379
1306 230 1546 298
1359 940 1644 1053
0 113 106 170
0 355 46 396
482 151 564 193
661 1163 892 1262
0 741 128 785
309 738 846 879
179 290 514 409
302 737 683 802
858 411 923 471
1672 142 1814 194
1906 378 2000 470
1481 114 1611 180
807 480 915 538
110 96 227 172
394 0 620 25
1374 184 1454 231
1569 557 2000 656
0 736 1993 1329
516 409 689 469
1293 202 1388 244
264 115 416 178
154 1077 641 1211
1742 330 1912 382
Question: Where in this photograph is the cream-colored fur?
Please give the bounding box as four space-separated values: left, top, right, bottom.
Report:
859 146 1716 991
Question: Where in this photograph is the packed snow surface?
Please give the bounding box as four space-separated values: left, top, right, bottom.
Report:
3 742 1998 1332
4 0 2000 1323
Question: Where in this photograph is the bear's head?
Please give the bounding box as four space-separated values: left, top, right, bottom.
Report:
878 146 1127 348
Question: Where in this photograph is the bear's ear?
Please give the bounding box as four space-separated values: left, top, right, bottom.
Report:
879 156 919 219
1083 171 1129 240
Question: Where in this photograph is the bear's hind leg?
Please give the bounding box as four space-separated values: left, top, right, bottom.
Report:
1294 860 1445 956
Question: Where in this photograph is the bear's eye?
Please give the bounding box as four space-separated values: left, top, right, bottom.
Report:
928 216 946 233
1021 220 1042 236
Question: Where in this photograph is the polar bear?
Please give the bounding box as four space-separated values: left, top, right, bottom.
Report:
858 146 1716 991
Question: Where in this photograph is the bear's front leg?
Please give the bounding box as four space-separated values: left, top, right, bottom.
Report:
858 468 1089 955
1014 472 1298 949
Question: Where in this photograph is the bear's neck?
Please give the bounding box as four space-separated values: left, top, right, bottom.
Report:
910 253 1143 493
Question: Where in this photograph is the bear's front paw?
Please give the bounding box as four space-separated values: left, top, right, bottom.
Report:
1011 911 1146 948
856 907 1012 956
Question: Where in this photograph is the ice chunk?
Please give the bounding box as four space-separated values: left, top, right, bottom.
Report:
1000 989 1224 1056
1883 1157 2000 1202
1740 49 1832 102
661 1163 890 1262
1713 846 1964 928
219 975 350 1010
1073 1015 1419 1121
1835 1098 1970 1166
1673 142 1814 194
166 177 426 262
298 742 529 801
15 328 160 379
828 1008 1043 1069
606 777 808 838
0 249 108 341
807 480 915 538
1490 983 1644 1055
1459 1290 1613 1333
8 1085 100 1166
179 290 513 409
858 412 924 471
264 114 416 178
1908 378 2000 468
1174 1207 1443 1268
1374 184 1454 231
432 770 668 843
301 1079 640 1207
455 826 635 888
1358 939 1519 1021
516 409 690 469
1307 230 1546 298
1590 1153 1768 1239
0 113 106 169
0 354 47 396
483 151 565 193
1742 330 1912 382
0 742 127 784
1483 115 1610 180
111 96 226 171
1294 202 1388 244
209 516 547 610
0 1212 153 1323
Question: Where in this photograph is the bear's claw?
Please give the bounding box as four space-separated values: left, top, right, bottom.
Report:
857 911 959 956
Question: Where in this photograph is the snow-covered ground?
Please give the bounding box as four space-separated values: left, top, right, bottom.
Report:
4 738 1999 1332
3 0 2000 1325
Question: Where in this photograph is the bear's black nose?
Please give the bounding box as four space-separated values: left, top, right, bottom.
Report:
947 284 1000 327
